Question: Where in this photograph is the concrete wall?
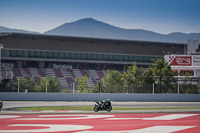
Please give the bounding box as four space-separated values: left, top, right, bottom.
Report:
0 92 200 102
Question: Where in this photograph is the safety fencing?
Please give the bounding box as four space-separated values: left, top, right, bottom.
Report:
0 92 200 102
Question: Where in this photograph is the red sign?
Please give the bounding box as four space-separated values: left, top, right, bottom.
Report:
169 56 192 66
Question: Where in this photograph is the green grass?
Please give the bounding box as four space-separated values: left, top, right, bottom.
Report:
16 106 200 111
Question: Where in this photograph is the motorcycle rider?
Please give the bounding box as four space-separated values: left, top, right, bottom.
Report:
106 99 111 106
101 99 111 108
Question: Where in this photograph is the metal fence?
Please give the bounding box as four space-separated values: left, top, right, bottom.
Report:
0 92 200 102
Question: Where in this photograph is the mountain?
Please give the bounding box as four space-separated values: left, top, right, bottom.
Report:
45 18 200 43
0 18 199 43
44 18 163 41
0 26 39 34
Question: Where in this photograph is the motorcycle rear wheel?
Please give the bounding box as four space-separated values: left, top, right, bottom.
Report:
94 106 99 112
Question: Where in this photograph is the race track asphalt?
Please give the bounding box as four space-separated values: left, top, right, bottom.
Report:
1 101 200 113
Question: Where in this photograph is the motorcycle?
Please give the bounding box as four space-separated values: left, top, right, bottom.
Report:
0 101 3 111
94 101 112 112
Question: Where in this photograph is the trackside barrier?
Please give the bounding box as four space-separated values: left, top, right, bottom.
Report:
0 92 200 102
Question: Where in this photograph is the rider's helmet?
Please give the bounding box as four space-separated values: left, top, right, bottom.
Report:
107 99 110 102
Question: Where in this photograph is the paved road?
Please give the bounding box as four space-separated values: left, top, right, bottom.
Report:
2 101 200 109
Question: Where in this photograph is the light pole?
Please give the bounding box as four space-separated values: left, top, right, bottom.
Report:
178 83 180 94
46 78 48 93
152 83 155 94
0 44 3 82
17 79 20 93
98 81 102 93
72 82 75 93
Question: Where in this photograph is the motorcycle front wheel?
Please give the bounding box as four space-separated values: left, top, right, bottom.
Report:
106 106 112 112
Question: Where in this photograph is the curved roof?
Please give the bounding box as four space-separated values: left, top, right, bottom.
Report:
0 32 185 56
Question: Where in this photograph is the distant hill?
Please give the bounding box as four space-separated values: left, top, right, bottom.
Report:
0 18 199 43
45 18 200 43
44 18 200 43
0 26 39 34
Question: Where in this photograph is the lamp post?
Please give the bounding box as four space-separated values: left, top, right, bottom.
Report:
46 78 48 93
72 82 75 93
17 79 20 93
152 83 155 94
0 44 3 81
178 83 180 94
98 81 102 93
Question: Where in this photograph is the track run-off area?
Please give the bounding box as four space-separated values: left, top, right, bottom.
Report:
0 113 200 133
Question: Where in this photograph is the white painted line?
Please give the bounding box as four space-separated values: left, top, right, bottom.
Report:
0 115 20 119
107 114 199 120
76 126 195 133
40 110 54 113
0 124 93 132
17 114 115 120
144 114 199 120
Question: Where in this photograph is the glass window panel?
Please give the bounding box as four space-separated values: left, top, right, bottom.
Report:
16 50 22 57
93 54 97 60
58 52 64 59
35 51 40 57
64 52 69 59
2 49 9 57
69 53 75 59
10 50 15 57
46 51 52 58
40 51 46 58
22 50 28 57
76 53 81 59
53 52 57 58
123 55 128 61
138 56 142 62
104 54 109 60
28 51 34 57
80 53 85 59
99 54 103 60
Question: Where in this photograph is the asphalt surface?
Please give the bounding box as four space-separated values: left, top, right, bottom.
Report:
0 101 200 113
2 101 200 109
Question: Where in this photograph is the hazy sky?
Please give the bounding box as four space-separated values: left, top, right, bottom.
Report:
0 0 200 34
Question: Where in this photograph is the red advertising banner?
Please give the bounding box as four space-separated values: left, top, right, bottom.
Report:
168 56 192 66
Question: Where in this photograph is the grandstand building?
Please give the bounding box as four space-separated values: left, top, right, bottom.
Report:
0 32 186 90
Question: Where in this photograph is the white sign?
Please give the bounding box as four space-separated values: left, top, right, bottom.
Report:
53 64 72 69
1 63 14 68
193 55 200 66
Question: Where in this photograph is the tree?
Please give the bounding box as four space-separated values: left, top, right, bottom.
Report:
17 78 27 92
148 59 175 93
17 77 37 92
101 70 123 93
27 77 37 92
38 76 60 92
121 62 143 93
76 76 90 93
197 81 200 94
143 68 155 93
180 72 199 94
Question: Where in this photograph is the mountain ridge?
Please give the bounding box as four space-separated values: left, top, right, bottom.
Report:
44 18 200 43
0 26 39 34
1 18 200 43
